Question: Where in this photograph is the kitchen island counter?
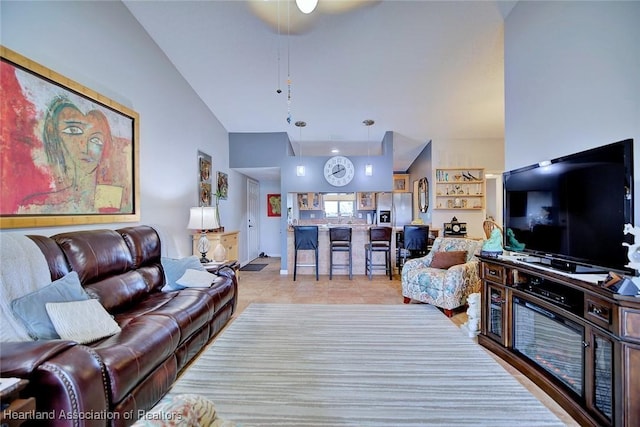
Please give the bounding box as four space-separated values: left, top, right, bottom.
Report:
287 224 400 277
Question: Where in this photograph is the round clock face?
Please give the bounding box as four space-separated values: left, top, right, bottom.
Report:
324 156 355 187
452 224 461 233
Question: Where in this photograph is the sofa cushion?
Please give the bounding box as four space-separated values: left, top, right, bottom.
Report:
162 256 204 291
46 299 121 344
118 226 165 293
92 314 181 404
176 269 217 288
430 251 467 269
53 229 133 284
11 271 89 340
115 291 214 345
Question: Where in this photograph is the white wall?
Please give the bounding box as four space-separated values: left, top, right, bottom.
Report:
505 1 640 173
1 1 249 261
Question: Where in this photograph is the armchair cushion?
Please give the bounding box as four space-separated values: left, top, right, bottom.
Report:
401 237 484 311
430 251 467 269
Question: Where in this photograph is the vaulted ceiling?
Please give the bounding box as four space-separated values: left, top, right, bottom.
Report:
125 0 515 179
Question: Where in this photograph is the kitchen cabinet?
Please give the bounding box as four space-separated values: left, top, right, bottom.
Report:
297 193 323 210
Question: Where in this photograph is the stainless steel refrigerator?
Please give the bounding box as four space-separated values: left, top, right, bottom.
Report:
376 192 413 227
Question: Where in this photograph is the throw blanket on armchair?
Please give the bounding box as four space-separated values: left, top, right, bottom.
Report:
0 233 51 341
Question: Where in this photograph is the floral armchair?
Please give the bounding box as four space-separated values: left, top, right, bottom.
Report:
401 237 484 316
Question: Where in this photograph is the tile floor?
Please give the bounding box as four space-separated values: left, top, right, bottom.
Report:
232 257 579 426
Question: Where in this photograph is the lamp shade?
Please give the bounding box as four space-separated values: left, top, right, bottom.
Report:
187 206 219 231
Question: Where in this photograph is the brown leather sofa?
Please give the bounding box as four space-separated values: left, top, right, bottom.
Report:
0 226 237 426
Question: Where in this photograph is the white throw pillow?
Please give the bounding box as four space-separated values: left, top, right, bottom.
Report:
46 299 121 344
176 269 217 288
161 256 205 291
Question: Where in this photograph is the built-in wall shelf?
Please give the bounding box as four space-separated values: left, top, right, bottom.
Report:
434 168 484 210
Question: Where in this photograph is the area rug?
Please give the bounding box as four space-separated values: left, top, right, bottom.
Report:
239 263 268 272
168 304 564 426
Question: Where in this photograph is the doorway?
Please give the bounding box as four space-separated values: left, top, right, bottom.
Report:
247 178 260 261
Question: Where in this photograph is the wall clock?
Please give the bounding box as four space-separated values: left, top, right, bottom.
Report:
324 156 355 187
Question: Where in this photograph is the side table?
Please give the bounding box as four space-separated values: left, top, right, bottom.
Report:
1 378 35 427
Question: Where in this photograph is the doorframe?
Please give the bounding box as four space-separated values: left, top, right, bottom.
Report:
246 178 260 262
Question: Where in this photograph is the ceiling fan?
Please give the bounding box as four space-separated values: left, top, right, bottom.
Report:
247 0 380 34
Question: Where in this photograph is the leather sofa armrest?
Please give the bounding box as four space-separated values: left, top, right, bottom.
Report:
2 342 109 426
0 340 77 377
215 266 238 314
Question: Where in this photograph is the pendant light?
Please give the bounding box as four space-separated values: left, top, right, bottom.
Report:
295 120 306 176
363 119 374 176
296 0 318 14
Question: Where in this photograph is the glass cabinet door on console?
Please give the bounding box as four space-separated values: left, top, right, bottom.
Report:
586 326 614 425
486 284 509 345
481 261 511 347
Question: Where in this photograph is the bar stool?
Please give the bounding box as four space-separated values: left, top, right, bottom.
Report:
365 226 393 280
293 225 319 281
399 225 430 273
329 227 352 280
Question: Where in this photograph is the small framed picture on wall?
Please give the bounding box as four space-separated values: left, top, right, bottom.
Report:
197 151 212 206
267 194 281 217
217 171 228 200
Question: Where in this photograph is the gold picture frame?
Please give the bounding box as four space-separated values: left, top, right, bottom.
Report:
0 46 140 228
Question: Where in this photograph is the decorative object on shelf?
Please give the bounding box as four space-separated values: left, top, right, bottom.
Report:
443 216 467 236
187 206 220 263
212 243 227 262
0 46 140 229
603 271 639 296
198 151 212 207
324 155 355 186
505 228 525 251
481 228 503 258
623 223 640 270
622 223 640 293
212 192 223 231
267 194 281 217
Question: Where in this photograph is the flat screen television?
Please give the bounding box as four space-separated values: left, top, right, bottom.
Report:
503 139 634 274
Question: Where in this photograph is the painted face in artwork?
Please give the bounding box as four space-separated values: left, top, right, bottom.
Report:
56 106 109 176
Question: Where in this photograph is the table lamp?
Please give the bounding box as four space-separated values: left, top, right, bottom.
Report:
187 206 219 263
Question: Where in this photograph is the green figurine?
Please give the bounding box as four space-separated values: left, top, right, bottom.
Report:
481 228 503 257
506 228 525 251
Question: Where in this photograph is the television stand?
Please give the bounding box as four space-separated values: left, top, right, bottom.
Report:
478 255 640 427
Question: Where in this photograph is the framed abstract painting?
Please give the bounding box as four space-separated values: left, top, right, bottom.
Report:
0 46 140 228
